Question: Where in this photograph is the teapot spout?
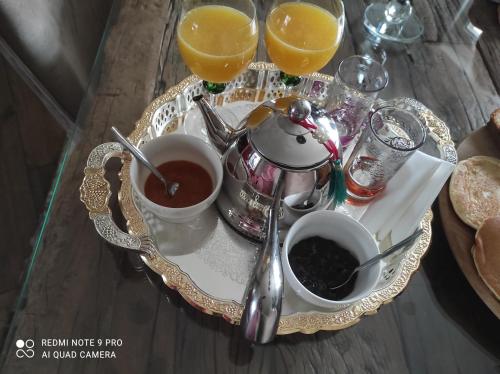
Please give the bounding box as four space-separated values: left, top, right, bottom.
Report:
193 95 245 154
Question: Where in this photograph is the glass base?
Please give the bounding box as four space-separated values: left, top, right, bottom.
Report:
363 3 424 44
344 168 384 205
203 81 226 94
279 71 302 86
345 188 376 206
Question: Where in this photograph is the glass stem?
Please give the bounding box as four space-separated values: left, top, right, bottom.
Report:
203 81 226 95
279 72 301 87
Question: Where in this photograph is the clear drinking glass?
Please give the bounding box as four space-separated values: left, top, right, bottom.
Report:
177 0 258 94
326 55 389 148
264 0 345 86
344 106 427 203
364 0 424 44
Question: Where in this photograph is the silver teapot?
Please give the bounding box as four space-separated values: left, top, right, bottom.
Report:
194 95 345 344
194 96 344 241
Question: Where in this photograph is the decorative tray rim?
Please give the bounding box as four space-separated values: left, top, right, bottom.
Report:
84 62 456 335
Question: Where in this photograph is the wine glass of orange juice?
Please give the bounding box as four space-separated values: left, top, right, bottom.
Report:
177 0 258 94
265 0 345 86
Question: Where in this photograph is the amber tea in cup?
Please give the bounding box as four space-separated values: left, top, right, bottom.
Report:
144 160 213 208
344 106 426 203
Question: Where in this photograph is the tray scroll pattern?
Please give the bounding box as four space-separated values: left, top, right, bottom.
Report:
114 63 453 334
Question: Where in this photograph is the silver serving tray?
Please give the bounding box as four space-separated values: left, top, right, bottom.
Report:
80 62 456 334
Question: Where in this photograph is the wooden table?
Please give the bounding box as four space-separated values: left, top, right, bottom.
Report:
1 0 500 372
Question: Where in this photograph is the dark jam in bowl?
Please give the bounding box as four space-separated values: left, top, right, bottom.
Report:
288 236 360 301
144 160 213 208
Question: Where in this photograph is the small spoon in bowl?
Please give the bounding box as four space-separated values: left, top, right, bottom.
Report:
330 228 424 291
111 127 179 197
292 172 319 210
292 184 318 210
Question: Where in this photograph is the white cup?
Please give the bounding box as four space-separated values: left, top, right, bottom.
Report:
130 134 223 223
282 210 382 310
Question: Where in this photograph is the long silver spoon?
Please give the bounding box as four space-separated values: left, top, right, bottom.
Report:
330 228 424 290
111 127 179 197
240 172 285 344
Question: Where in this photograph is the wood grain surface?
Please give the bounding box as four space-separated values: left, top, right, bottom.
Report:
1 0 500 373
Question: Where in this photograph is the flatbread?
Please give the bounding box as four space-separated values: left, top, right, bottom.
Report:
472 216 500 300
489 108 500 133
449 156 500 229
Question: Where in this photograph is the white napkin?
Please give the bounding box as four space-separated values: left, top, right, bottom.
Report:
359 151 455 243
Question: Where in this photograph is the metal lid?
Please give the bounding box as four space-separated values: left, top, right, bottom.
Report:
246 98 340 170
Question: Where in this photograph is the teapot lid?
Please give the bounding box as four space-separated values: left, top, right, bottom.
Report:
246 97 340 170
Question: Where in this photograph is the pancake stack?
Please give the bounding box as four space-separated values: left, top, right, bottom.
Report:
472 217 500 300
449 109 500 300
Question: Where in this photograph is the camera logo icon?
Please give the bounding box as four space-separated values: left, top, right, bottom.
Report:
15 339 35 358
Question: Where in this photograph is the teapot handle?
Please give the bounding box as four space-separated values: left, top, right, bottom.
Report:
240 172 285 344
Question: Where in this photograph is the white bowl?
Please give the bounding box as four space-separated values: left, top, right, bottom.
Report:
283 210 382 310
130 134 223 223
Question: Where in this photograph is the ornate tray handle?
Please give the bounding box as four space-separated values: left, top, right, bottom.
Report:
80 142 155 257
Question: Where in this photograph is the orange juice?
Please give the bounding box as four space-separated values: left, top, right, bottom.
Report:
265 2 341 76
177 5 258 83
